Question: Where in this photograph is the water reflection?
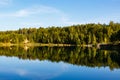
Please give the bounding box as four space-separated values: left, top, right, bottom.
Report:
0 46 120 70
0 56 69 80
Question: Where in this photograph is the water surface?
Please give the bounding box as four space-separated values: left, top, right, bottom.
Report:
0 46 120 80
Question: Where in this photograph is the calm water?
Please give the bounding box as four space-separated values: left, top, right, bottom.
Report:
0 46 120 80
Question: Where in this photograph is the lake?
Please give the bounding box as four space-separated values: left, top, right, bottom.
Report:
0 46 120 80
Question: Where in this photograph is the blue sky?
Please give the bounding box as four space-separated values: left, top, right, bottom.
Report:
0 0 120 30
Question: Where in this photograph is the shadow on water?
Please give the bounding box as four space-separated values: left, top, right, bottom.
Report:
0 46 120 70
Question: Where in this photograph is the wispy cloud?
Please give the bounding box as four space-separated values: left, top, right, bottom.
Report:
0 0 12 5
1 5 62 17
15 69 28 76
0 5 79 28
61 16 80 25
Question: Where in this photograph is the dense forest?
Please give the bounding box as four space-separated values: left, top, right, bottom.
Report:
0 46 120 70
0 21 120 45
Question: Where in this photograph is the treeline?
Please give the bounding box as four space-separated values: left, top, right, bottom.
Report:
0 46 120 70
0 21 120 44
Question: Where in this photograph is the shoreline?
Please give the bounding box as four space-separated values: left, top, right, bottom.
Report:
0 43 77 47
0 42 120 48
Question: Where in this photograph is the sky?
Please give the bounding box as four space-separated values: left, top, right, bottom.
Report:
0 0 120 31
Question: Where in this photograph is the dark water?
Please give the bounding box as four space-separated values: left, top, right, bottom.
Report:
0 46 120 80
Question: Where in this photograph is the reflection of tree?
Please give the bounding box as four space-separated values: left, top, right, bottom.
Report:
0 46 120 70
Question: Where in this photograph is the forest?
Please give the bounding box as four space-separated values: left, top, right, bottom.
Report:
0 21 120 45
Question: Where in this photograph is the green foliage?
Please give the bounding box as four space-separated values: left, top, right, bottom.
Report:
0 21 120 44
110 30 120 42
